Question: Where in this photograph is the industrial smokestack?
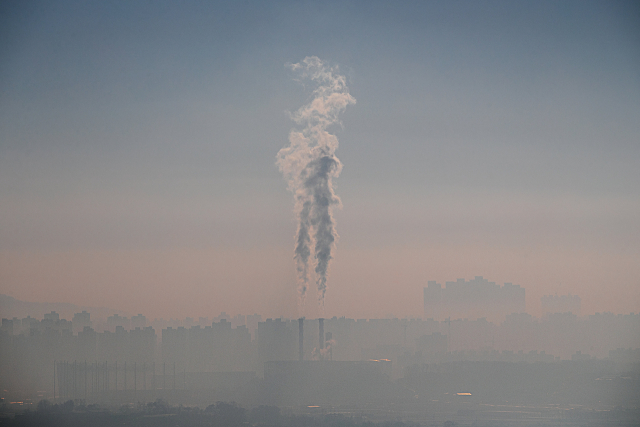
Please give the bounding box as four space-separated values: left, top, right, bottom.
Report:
318 318 324 350
298 318 304 361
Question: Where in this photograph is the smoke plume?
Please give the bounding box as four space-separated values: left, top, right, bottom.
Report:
312 339 337 361
277 56 356 308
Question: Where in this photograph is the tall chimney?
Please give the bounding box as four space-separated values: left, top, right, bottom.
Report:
298 318 304 361
318 318 324 350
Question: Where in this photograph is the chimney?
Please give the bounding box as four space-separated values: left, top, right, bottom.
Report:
298 318 304 361
318 318 324 350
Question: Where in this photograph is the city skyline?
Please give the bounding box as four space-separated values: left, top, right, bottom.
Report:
0 268 636 321
2 288 638 421
1 2 638 421
4 303 638 363
0 275 631 325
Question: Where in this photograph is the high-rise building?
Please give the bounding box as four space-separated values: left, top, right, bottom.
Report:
43 311 59 322
72 310 92 334
131 313 147 329
423 281 442 320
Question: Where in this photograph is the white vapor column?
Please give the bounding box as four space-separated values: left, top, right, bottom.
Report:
277 56 356 309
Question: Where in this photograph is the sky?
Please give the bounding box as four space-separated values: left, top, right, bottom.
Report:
1 0 639 320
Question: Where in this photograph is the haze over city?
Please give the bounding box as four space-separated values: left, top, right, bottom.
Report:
1 2 640 424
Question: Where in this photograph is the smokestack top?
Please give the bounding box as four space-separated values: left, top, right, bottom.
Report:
319 318 325 350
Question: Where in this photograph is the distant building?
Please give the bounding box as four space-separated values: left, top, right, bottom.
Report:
131 313 147 329
107 314 129 331
22 315 39 333
1 318 15 335
245 314 262 339
423 281 442 321
162 320 251 373
256 318 296 368
72 310 92 334
44 311 59 322
424 276 526 322
541 294 581 316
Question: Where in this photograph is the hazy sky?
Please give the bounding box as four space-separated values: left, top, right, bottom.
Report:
1 0 639 320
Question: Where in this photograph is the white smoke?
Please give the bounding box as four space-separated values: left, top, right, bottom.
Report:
312 339 337 361
277 56 356 309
